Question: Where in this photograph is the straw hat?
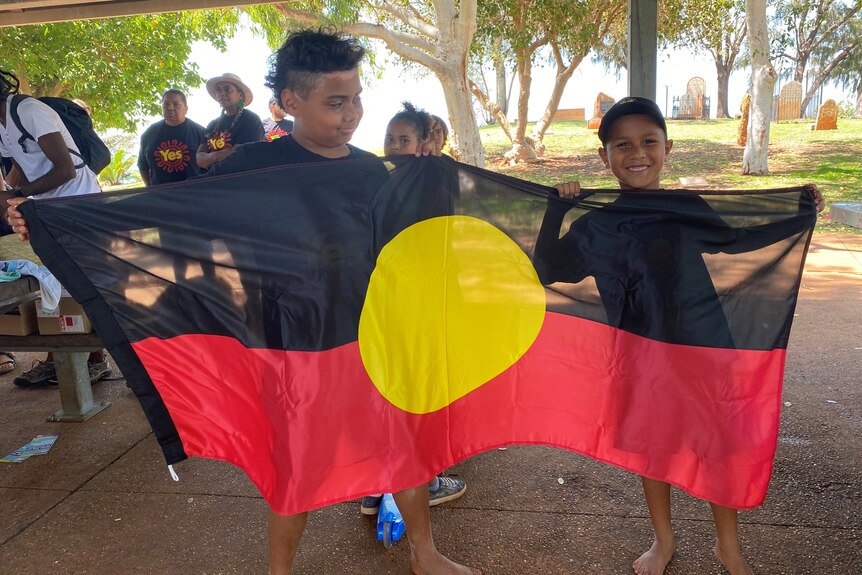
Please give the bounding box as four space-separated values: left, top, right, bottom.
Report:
205 73 253 106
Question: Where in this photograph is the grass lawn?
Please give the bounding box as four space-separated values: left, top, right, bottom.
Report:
482 117 862 233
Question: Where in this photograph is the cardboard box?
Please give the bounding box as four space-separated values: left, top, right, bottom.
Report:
0 299 38 336
36 295 92 335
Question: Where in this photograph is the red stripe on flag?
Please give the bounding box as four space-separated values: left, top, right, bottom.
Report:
132 312 784 514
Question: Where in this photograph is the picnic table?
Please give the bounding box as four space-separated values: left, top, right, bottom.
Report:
0 275 110 422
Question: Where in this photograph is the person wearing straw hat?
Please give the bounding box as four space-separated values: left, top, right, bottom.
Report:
196 73 264 170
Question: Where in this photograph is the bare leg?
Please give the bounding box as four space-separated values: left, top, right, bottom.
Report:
711 504 754 575
268 510 308 575
632 477 675 575
392 485 480 575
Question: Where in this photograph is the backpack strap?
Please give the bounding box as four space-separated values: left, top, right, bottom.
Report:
9 94 84 169
10 94 34 151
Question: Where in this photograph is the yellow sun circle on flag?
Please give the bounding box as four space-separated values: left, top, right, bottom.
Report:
358 215 546 414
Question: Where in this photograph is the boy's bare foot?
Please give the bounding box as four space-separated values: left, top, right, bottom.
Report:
714 542 754 575
632 539 674 575
410 549 481 575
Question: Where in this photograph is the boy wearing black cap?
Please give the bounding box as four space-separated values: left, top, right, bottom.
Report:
563 96 671 195
548 97 764 575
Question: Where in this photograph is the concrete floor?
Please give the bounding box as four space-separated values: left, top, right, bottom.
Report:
0 234 859 575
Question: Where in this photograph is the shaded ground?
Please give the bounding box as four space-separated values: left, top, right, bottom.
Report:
0 234 859 574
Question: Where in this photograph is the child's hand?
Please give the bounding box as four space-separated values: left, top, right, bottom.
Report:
804 183 825 213
6 197 30 241
415 138 441 157
555 181 581 198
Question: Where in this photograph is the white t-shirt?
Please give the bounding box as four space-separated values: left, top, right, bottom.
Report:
0 95 100 199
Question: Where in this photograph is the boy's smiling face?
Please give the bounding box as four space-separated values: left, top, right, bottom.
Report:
282 69 363 158
598 114 673 190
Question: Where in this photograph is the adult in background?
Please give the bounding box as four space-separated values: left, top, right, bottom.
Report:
262 96 294 141
196 73 263 170
138 89 206 186
0 69 110 387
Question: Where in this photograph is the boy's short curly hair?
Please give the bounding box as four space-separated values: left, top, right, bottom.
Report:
265 28 365 107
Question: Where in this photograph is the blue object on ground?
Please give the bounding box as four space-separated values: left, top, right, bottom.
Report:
376 493 406 548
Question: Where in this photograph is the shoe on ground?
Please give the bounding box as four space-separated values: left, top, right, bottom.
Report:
360 475 467 515
0 352 16 374
428 475 466 506
13 360 56 388
360 494 383 515
47 359 113 386
87 359 112 384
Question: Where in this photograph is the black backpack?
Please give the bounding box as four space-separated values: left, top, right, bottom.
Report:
9 95 111 175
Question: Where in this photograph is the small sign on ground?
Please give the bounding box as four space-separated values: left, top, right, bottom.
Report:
678 176 709 188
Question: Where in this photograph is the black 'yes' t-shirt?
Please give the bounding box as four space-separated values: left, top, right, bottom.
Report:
138 119 207 185
203 109 265 154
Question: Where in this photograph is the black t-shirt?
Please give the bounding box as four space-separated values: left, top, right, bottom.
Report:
206 134 379 176
138 119 207 185
200 134 389 351
203 109 265 153
263 118 294 141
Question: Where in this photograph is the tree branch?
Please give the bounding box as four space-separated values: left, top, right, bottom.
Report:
273 5 438 64
432 0 456 29
377 0 437 38
469 79 512 142
341 21 440 71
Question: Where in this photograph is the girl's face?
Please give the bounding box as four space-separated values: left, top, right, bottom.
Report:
384 119 422 156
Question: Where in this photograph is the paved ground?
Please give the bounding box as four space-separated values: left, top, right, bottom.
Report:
0 234 859 575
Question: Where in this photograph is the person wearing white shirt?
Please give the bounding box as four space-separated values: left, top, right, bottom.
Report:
0 69 108 388
0 69 100 201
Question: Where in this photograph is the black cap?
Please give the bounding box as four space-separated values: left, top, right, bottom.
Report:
598 97 667 145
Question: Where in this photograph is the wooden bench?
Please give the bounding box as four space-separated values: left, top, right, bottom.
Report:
555 108 586 121
0 277 110 422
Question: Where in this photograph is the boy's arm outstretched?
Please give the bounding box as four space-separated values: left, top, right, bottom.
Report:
532 181 582 285
706 184 822 255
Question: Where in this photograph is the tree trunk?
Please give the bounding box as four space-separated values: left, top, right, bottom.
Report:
48 82 70 98
436 65 484 166
504 54 538 163
530 41 583 157
743 0 775 176
470 80 512 141
278 2 484 165
800 43 855 116
495 54 508 116
856 88 862 118
715 62 731 118
530 66 577 157
17 75 31 96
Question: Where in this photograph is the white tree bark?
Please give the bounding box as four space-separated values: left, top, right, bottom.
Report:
743 0 776 175
275 2 484 166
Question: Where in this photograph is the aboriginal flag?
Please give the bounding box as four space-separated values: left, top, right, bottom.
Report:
22 155 815 512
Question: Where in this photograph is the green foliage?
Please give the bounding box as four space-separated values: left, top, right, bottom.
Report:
0 11 241 132
813 7 862 92
98 148 138 188
474 0 609 60
772 0 862 81
837 98 858 116
660 0 741 48
240 3 382 75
